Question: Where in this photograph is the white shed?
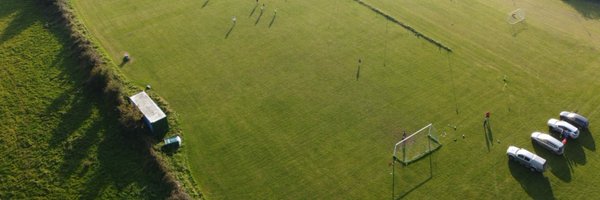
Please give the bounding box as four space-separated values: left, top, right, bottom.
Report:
129 91 167 133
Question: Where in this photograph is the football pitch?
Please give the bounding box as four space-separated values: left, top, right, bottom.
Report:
73 0 600 199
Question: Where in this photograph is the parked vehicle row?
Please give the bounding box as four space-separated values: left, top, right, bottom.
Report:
507 111 589 173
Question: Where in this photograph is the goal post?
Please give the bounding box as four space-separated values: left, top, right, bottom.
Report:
392 123 442 166
507 9 526 25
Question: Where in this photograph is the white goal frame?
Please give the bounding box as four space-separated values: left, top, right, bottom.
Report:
392 123 440 165
390 123 441 199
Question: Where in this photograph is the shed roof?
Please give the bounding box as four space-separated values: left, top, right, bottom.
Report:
129 91 166 123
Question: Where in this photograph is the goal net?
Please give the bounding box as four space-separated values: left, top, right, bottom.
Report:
392 123 441 166
507 9 526 25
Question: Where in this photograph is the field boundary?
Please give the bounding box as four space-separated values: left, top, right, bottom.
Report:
44 0 201 199
353 0 453 52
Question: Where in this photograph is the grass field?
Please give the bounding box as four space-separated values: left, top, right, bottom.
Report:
73 0 600 199
0 1 170 198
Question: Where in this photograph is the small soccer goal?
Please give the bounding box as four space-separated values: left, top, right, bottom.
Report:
507 9 526 25
392 123 442 166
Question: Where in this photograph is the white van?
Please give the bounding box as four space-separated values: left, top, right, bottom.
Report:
531 132 564 155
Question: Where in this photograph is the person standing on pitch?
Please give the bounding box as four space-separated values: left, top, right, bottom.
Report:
484 111 490 127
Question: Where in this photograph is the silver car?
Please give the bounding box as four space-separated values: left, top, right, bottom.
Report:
531 132 564 155
548 118 579 139
560 111 589 129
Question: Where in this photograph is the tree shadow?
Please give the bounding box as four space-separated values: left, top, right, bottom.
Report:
80 119 170 199
508 160 555 200
55 96 170 199
2 1 172 198
202 0 209 8
562 0 600 19
41 7 168 198
58 116 102 177
0 9 36 44
47 90 94 146
269 14 277 28
0 3 37 45
531 141 572 182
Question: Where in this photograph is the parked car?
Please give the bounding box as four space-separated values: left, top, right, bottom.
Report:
547 118 579 139
507 146 547 172
560 111 589 129
531 132 564 155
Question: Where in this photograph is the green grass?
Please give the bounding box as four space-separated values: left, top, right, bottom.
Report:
72 0 600 199
0 0 169 198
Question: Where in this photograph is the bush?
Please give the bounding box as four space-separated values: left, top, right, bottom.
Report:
117 100 143 133
87 66 109 91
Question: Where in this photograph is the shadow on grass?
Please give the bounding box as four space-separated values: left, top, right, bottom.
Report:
564 137 587 166
118 55 131 67
394 153 434 199
36 6 171 197
578 129 595 151
562 0 600 19
269 14 277 28
249 3 258 17
58 115 102 177
80 125 170 199
54 94 170 199
531 141 572 182
48 91 94 146
0 2 37 45
395 176 431 200
356 65 360 80
548 128 587 166
510 22 528 37
255 10 264 25
508 160 555 200
483 119 494 151
225 23 235 39
202 0 209 8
